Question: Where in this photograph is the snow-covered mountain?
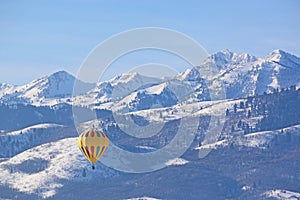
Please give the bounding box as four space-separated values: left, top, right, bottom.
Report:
263 189 300 200
1 121 299 199
195 124 300 151
178 49 300 100
254 49 300 95
0 123 76 158
0 137 118 199
0 49 300 200
0 83 16 96
266 49 300 70
204 49 258 71
73 72 163 107
113 80 195 113
0 71 94 106
1 49 299 110
75 49 283 111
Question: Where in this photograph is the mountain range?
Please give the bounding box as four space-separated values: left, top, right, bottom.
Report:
0 49 300 200
1 49 300 109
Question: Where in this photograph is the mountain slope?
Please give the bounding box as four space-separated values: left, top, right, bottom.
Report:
1 49 299 110
73 72 162 107
0 123 76 157
0 71 94 106
0 137 118 199
0 75 299 199
178 49 300 100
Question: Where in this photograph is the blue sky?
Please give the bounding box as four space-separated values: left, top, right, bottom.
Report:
0 0 300 84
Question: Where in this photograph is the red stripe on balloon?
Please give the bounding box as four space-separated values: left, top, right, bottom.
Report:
91 146 95 157
85 146 91 158
91 130 94 137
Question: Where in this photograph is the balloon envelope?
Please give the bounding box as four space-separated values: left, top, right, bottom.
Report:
78 130 109 165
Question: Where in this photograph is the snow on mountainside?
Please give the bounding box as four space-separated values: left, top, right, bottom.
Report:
0 86 299 199
226 49 300 97
0 71 94 106
178 49 300 100
126 197 161 200
204 49 257 71
0 49 299 109
178 49 257 83
266 49 300 70
0 49 300 200
114 81 187 112
0 83 16 96
263 189 300 200
0 123 76 158
177 49 259 100
0 137 118 199
195 124 300 151
255 49 300 93
73 72 162 107
165 158 189 166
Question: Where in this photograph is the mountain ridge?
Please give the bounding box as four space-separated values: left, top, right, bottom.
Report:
0 49 300 200
0 70 95 105
1 49 300 113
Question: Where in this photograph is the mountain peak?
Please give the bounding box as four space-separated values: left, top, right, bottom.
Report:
204 50 256 70
48 70 75 80
272 49 285 54
116 72 140 82
0 70 95 105
266 49 294 60
220 49 233 55
213 49 234 58
266 49 300 68
266 49 286 61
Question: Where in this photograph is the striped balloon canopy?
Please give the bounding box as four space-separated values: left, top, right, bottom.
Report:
78 130 109 169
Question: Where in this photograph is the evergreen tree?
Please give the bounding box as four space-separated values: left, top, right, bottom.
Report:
226 109 230 116
244 123 250 134
234 104 237 113
253 182 257 189
247 110 251 118
237 120 242 128
290 85 296 91
240 101 244 109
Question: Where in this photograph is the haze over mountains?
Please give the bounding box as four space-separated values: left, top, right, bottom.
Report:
0 49 300 200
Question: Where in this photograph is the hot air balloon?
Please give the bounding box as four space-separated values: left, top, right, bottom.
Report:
78 130 109 170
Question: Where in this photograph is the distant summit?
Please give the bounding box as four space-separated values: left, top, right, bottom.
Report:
266 49 300 71
0 49 299 107
0 70 94 105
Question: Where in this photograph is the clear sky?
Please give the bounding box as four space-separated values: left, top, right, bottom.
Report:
0 0 300 84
